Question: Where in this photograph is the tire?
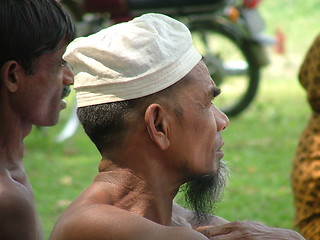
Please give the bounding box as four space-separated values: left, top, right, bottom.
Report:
189 21 261 117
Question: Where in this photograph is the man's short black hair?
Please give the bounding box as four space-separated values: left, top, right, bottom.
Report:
0 0 76 74
77 75 191 154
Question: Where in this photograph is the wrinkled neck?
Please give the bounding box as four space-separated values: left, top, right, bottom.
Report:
96 159 179 225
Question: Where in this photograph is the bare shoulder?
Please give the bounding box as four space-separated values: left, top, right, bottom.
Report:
172 202 228 228
0 171 33 216
50 202 208 240
0 171 42 240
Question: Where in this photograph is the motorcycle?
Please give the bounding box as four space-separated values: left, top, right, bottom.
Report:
55 0 273 142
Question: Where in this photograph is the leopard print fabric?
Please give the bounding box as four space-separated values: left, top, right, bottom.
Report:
298 34 320 113
291 34 320 240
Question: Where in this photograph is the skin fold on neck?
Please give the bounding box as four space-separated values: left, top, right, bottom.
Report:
95 158 180 226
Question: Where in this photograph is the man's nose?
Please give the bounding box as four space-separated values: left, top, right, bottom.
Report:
63 64 74 85
215 107 229 131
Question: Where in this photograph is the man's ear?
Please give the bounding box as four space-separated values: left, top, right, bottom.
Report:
145 103 171 150
0 61 21 92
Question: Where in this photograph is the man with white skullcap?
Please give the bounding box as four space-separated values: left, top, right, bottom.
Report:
50 13 304 240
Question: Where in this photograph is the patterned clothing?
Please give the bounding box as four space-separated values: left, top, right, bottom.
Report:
291 34 320 240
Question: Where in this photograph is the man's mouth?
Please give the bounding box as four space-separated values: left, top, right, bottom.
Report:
61 85 71 99
219 141 224 150
216 141 225 158
216 149 224 158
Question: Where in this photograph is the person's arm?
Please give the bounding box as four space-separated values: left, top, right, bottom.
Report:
196 221 305 240
173 203 305 240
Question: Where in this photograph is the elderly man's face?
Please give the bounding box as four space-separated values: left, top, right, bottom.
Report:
170 60 229 177
169 60 229 217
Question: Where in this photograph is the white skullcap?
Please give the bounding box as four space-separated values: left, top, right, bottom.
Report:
63 13 202 107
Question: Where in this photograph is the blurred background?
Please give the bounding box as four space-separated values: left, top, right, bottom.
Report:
25 0 319 238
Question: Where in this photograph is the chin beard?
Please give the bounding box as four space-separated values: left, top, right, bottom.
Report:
182 161 229 222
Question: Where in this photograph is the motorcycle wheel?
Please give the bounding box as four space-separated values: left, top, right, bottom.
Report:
189 23 260 117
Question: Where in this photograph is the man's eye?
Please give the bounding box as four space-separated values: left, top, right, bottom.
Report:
211 87 221 103
213 87 221 98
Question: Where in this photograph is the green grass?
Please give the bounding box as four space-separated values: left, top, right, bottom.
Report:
24 0 319 238
25 127 99 237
